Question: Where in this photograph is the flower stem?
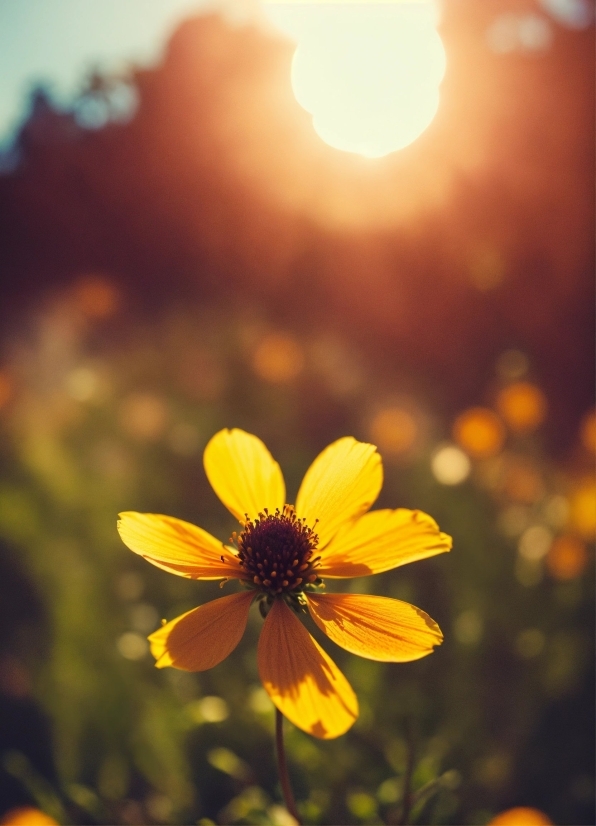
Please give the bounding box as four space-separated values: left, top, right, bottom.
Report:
275 708 301 824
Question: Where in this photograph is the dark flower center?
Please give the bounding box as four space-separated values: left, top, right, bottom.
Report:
235 505 320 595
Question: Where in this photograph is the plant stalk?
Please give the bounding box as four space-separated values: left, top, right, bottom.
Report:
275 708 301 824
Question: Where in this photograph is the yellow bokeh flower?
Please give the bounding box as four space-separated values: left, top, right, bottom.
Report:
118 429 451 739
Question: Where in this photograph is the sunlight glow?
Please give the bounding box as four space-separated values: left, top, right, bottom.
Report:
262 1 446 157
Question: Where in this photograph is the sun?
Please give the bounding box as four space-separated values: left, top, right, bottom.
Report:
262 0 446 158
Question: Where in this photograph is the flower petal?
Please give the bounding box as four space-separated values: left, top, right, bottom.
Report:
306 593 443 662
203 429 286 523
295 437 382 549
318 509 452 578
257 598 358 739
149 591 254 670
118 512 241 579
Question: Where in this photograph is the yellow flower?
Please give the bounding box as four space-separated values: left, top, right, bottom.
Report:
118 429 451 739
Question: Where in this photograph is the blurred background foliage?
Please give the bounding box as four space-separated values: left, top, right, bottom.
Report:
0 1 593 824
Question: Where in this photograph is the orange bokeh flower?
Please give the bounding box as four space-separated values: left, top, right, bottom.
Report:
546 534 588 581
496 382 547 433
118 429 451 739
252 333 305 383
369 407 418 457
0 808 59 826
488 806 553 825
453 407 505 459
569 477 596 540
73 274 121 319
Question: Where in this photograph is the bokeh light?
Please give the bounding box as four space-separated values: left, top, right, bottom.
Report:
187 696 230 724
431 443 471 485
263 0 445 157
496 350 530 381
0 371 14 409
540 0 594 29
579 409 596 453
145 795 174 823
115 571 145 601
73 274 121 319
473 752 511 792
502 456 545 504
0 809 59 826
252 332 305 383
453 609 483 645
498 504 531 538
369 406 418 458
515 628 546 659
467 242 506 291
453 407 506 458
486 13 553 54
116 631 149 661
207 747 251 782
309 335 363 397
518 524 553 561
546 534 588 580
568 478 596 540
118 391 169 441
129 602 159 633
64 366 106 403
542 494 570 529
496 381 548 433
248 686 274 715
488 807 553 825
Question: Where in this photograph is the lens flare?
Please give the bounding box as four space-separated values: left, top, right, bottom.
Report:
263 1 446 157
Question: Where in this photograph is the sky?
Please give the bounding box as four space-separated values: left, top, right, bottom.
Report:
0 0 210 146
